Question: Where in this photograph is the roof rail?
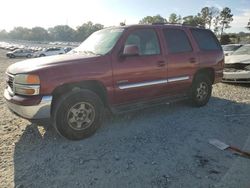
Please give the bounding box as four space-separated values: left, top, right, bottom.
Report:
151 22 167 25
151 22 206 29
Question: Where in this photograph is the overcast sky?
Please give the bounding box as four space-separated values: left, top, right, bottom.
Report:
1 0 250 33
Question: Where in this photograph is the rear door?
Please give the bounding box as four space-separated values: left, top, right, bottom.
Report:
112 28 168 105
162 27 198 95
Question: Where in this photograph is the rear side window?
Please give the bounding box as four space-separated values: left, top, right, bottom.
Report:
163 28 192 53
191 29 221 51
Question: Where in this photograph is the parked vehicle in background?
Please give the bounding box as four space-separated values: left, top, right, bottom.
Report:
33 47 65 57
6 49 33 58
222 44 242 56
4 24 224 140
64 47 73 53
223 44 250 83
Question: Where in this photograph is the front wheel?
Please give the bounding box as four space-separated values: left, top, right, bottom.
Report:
189 75 212 107
52 89 103 140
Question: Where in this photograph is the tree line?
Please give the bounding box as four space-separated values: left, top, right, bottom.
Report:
139 7 234 36
0 6 249 42
0 21 104 42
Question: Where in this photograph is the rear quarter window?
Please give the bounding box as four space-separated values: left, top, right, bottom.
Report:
191 29 221 51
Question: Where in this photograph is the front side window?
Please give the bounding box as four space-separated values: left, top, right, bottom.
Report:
163 28 193 54
125 29 160 56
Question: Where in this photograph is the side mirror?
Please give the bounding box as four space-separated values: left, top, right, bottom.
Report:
122 44 139 56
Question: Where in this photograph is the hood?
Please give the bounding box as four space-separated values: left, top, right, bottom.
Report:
7 53 99 75
225 55 250 64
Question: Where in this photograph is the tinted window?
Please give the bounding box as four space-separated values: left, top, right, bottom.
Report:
232 45 250 55
191 29 221 51
222 45 242 51
163 28 192 53
125 29 160 55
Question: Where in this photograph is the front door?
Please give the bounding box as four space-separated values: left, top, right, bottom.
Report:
112 28 167 105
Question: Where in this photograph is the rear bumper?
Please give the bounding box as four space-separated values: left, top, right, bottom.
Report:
222 70 250 83
214 70 223 83
4 89 52 119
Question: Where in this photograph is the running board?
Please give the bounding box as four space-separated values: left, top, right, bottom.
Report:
111 94 188 114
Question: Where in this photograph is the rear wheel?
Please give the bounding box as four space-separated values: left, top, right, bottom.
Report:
26 54 32 58
189 74 212 107
39 54 45 57
52 89 104 140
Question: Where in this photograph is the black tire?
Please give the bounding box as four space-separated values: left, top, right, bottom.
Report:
52 89 104 140
10 54 15 58
26 54 31 58
189 74 212 107
39 54 45 57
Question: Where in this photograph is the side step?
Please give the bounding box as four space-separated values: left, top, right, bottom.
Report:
111 94 188 114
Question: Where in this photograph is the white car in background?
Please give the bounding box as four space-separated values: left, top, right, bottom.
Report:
6 49 33 58
223 44 250 83
33 47 65 57
222 44 242 56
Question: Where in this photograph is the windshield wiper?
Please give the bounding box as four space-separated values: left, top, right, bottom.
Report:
69 50 102 56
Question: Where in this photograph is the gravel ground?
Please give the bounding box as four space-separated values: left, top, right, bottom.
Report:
0 49 250 188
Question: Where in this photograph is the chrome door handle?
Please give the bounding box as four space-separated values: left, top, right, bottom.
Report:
189 57 196 63
157 61 165 67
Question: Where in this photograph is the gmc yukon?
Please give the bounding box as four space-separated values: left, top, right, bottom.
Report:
4 24 224 140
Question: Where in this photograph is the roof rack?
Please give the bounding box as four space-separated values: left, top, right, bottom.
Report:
150 22 205 29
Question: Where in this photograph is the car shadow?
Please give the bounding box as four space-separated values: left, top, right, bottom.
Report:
223 82 250 88
13 96 250 187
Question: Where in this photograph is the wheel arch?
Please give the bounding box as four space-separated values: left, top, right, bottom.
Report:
51 80 108 112
193 67 215 84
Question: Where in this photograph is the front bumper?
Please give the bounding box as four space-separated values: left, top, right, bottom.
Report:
222 70 250 83
4 89 52 119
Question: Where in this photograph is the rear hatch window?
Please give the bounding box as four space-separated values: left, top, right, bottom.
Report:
191 29 222 51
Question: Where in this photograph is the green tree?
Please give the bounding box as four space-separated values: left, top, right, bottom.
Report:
219 7 233 36
9 27 31 40
246 19 250 31
200 7 219 29
220 34 231 44
139 14 167 24
0 30 8 39
213 15 220 35
29 27 49 41
75 21 103 42
182 15 204 26
209 7 220 29
168 13 182 24
48 25 76 41
200 7 210 28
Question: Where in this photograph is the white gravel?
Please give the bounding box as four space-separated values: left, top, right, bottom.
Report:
0 49 250 188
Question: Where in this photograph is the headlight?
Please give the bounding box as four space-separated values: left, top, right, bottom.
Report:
13 74 40 95
14 74 40 85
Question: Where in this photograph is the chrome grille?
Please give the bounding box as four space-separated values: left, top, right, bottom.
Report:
224 63 248 70
6 74 14 91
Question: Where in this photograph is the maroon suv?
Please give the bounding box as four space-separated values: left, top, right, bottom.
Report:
4 24 224 140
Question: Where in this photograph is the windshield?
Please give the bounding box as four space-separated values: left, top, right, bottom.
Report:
232 45 250 55
72 28 124 55
222 45 241 51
